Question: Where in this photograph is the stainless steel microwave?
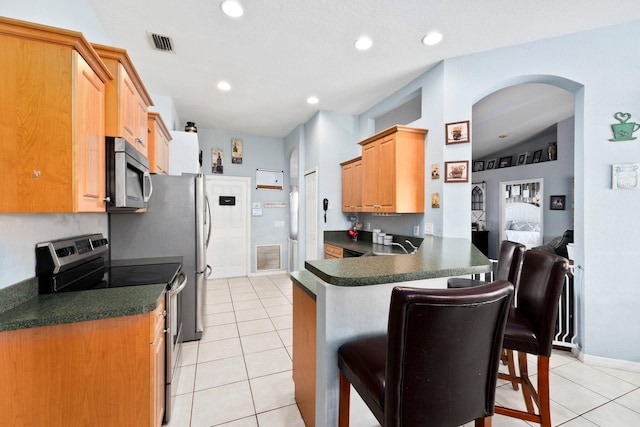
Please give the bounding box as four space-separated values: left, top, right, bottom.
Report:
106 137 153 211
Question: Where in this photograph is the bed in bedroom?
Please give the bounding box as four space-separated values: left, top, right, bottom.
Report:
502 202 542 248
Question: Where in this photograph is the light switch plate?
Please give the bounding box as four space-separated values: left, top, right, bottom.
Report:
424 222 434 235
252 202 261 209
413 225 420 236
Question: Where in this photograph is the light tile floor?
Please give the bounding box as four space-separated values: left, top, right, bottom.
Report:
166 273 640 427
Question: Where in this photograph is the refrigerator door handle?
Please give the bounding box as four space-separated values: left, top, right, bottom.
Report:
205 196 212 248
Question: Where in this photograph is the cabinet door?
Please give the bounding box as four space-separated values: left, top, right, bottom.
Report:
341 162 354 212
119 64 137 144
361 141 380 211
377 136 396 212
158 130 169 174
134 91 149 157
74 52 106 212
352 159 363 211
151 299 166 427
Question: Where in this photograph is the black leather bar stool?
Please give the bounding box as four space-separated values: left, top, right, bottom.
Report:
494 250 569 427
338 281 514 427
448 240 525 289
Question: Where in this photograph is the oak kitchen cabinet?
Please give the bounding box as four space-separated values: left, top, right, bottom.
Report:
324 243 344 259
359 125 427 213
340 156 363 212
0 297 167 427
292 282 316 427
92 43 154 157
0 17 112 213
148 112 171 175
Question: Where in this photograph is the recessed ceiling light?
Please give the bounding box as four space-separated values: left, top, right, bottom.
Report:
422 31 443 46
220 0 243 18
354 37 373 51
307 96 319 105
217 81 232 91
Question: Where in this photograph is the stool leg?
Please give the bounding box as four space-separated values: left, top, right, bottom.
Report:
474 416 492 426
339 371 351 427
503 349 519 390
518 351 536 414
538 356 552 427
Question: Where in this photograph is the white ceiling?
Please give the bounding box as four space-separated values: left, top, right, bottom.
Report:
86 0 640 138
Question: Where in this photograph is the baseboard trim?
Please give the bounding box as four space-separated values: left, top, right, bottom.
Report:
573 348 640 372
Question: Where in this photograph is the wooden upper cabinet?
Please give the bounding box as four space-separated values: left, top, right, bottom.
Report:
147 112 171 175
341 157 362 212
92 43 154 156
0 17 112 213
359 125 427 213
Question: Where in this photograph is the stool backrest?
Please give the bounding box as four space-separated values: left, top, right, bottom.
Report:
384 281 514 426
495 240 526 286
516 250 570 356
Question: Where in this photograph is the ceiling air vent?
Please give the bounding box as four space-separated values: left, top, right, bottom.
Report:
149 32 174 53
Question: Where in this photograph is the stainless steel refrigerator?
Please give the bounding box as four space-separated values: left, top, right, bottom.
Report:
109 173 211 341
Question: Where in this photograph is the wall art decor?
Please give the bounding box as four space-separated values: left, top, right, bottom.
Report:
431 193 440 208
212 148 224 174
612 163 640 189
486 159 496 170
431 163 440 179
610 112 640 141
517 152 527 166
231 138 243 164
473 160 485 172
444 160 469 183
532 149 543 163
445 120 470 144
498 156 512 168
550 195 566 210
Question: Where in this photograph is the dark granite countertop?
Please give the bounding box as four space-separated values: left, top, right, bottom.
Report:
0 255 183 333
0 284 166 332
305 235 491 287
290 270 317 300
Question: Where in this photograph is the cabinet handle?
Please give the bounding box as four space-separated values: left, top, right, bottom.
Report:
33 169 41 179
103 196 111 203
135 137 143 144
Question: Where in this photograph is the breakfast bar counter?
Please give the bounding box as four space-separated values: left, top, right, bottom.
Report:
291 236 491 427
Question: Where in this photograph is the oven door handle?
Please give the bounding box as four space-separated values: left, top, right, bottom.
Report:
171 272 188 295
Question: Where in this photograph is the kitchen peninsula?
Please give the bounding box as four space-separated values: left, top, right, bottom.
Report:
291 235 491 427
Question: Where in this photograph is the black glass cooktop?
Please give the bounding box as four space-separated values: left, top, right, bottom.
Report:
108 263 182 288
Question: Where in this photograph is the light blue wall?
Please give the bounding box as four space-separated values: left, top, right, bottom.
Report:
348 21 640 363
196 129 289 272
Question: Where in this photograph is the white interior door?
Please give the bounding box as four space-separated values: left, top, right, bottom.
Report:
206 176 250 278
304 170 318 261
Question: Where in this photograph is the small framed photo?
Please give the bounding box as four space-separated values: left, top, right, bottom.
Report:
212 148 224 174
445 120 470 144
431 163 440 179
431 192 440 208
231 138 243 164
498 156 512 168
532 149 543 163
517 152 527 166
473 160 484 172
444 160 469 183
486 159 496 170
612 163 640 189
550 195 566 210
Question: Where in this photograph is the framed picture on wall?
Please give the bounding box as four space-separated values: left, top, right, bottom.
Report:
445 120 470 144
231 138 243 164
550 195 566 210
486 159 496 170
473 161 484 172
532 149 543 163
498 156 512 168
444 160 469 183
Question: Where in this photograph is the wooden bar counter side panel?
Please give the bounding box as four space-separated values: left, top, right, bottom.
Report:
0 313 153 426
293 283 317 427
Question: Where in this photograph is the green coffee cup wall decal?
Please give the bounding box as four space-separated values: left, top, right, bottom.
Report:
610 112 639 141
